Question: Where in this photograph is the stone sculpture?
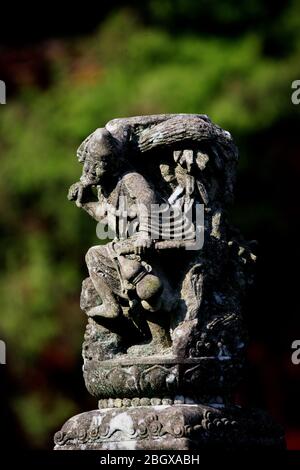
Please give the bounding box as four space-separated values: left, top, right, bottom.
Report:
54 114 284 449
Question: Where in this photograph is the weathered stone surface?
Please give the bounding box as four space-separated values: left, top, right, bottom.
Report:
55 114 285 449
54 405 284 450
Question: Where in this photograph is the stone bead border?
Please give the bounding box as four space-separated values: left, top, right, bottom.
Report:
97 396 224 409
98 397 174 408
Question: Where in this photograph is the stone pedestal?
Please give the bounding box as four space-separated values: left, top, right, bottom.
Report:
54 404 284 450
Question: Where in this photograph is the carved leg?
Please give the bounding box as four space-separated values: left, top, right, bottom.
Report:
85 245 122 319
88 273 121 318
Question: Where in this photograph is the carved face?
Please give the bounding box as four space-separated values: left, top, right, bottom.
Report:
81 157 109 185
77 128 118 182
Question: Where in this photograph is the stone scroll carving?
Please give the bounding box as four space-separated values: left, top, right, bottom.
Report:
54 114 284 450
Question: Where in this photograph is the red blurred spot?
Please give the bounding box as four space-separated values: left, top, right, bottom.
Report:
286 429 300 450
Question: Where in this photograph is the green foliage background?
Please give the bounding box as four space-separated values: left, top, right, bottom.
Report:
0 1 299 447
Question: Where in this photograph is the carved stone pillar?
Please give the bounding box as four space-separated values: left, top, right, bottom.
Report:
54 114 285 450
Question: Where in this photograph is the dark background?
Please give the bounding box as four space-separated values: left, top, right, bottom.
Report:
0 0 299 449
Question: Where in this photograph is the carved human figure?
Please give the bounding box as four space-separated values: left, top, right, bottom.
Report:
68 115 252 360
68 128 181 352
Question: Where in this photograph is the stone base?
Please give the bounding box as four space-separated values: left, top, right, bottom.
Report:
54 404 285 450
